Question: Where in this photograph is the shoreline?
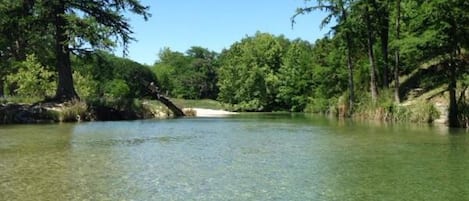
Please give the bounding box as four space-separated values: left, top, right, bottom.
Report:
184 108 239 117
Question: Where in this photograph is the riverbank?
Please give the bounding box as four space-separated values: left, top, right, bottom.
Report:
0 99 239 124
1 96 467 128
0 99 173 124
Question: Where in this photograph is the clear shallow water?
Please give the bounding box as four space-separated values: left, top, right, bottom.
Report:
0 113 468 200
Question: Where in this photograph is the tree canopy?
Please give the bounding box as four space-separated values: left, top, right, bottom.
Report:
152 46 219 100
0 0 150 101
1 0 468 126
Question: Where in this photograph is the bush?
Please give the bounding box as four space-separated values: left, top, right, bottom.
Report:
305 97 337 114
233 99 264 112
103 79 130 99
408 102 440 123
5 54 56 98
73 71 98 99
74 51 157 99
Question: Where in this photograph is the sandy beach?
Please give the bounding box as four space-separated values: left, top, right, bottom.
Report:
184 108 238 117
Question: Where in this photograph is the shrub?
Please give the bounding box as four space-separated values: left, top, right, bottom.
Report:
409 102 440 123
73 71 98 99
5 54 56 98
103 79 130 99
305 97 337 114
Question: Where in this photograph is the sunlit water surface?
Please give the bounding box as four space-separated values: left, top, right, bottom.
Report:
1 113 468 200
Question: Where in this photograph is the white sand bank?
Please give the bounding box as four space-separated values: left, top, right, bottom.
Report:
184 108 238 117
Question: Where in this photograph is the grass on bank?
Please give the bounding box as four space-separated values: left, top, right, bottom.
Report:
352 89 440 123
303 89 443 124
0 96 43 105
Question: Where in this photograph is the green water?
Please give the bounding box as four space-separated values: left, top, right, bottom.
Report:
0 114 468 200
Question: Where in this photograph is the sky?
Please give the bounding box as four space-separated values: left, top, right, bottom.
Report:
118 0 329 65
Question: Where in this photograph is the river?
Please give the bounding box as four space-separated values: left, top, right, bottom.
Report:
0 113 468 200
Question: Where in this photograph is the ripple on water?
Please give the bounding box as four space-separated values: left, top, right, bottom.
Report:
1 116 469 200
78 135 200 147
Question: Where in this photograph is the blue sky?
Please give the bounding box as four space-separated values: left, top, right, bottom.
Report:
119 0 329 65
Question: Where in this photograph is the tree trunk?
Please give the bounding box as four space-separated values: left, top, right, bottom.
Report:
365 5 378 103
156 95 186 117
380 21 389 88
54 1 79 101
346 34 355 115
144 81 185 117
448 56 459 127
378 0 390 88
394 0 401 103
394 52 400 103
342 6 355 116
0 80 4 97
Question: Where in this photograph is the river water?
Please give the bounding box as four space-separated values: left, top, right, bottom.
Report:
0 113 468 200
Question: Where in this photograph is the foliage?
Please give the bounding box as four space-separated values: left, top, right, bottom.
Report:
73 71 98 99
404 102 440 123
74 51 157 99
152 46 219 99
0 96 43 105
5 54 56 98
103 79 130 99
305 97 339 114
1 0 469 128
0 0 150 101
217 32 288 111
277 40 314 111
309 37 349 112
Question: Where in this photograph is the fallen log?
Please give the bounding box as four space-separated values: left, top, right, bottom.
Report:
142 80 185 117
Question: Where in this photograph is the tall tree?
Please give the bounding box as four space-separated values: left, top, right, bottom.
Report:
361 0 379 102
375 0 390 88
41 0 150 101
0 0 38 97
277 40 314 111
0 0 35 61
293 0 356 115
152 47 219 99
186 47 219 99
393 0 401 103
399 0 469 127
152 48 189 97
217 32 285 111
